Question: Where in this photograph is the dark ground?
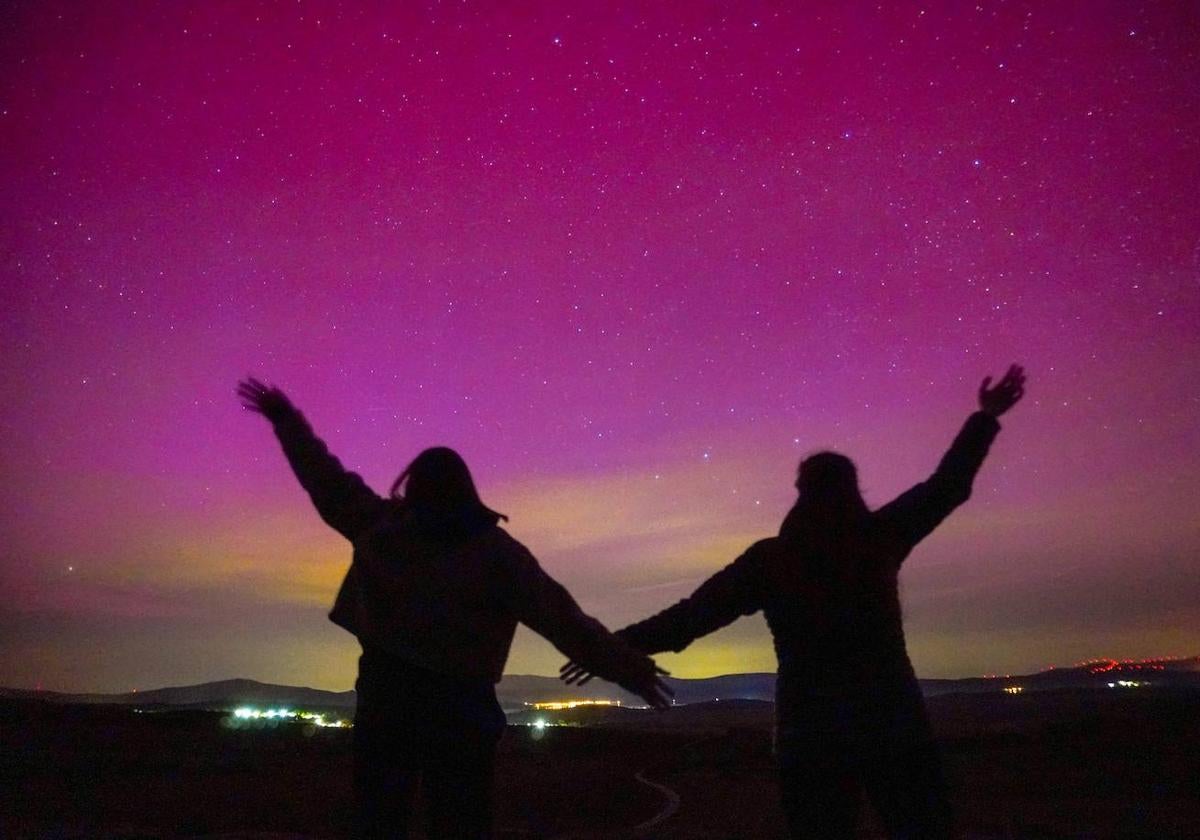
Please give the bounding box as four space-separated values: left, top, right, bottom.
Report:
1 689 1197 838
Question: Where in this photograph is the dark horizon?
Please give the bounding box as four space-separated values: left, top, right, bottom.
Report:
9 653 1198 699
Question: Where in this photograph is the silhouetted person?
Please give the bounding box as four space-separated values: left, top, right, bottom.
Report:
237 378 671 840
562 365 1026 839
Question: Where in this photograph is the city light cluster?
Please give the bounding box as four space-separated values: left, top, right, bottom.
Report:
1003 686 1024 695
527 699 621 711
231 707 350 727
1106 680 1145 689
1077 657 1183 674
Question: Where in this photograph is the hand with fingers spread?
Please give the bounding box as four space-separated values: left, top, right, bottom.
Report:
978 364 1026 418
237 377 299 423
620 659 674 710
561 658 672 708
560 659 594 687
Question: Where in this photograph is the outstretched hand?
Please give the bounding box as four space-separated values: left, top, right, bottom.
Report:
560 659 674 710
978 364 1026 418
626 660 674 710
236 377 298 423
560 659 598 687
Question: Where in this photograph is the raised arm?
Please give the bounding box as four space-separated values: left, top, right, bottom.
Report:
876 364 1025 552
237 377 386 541
502 547 672 708
561 544 766 686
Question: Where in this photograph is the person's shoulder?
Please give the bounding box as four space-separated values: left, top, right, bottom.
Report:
477 528 543 589
739 537 778 562
479 526 534 560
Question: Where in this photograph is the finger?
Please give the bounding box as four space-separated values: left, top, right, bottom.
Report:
979 375 992 395
655 666 671 676
578 674 594 686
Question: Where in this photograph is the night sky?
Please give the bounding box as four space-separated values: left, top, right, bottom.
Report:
2 2 1198 693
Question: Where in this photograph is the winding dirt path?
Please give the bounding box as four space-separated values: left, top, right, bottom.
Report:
550 733 726 840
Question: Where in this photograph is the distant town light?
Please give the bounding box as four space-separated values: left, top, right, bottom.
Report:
527 699 621 711
228 706 349 727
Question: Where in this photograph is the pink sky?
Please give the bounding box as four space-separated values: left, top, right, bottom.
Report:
2 1 1198 692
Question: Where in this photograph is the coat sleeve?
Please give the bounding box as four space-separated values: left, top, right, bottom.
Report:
875 411 1001 554
271 408 387 542
502 546 652 689
618 544 766 655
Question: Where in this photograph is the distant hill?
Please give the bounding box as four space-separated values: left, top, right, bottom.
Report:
3 656 1196 713
497 671 779 709
0 678 356 711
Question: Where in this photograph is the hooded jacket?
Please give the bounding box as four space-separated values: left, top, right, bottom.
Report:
270 408 647 687
615 411 1002 725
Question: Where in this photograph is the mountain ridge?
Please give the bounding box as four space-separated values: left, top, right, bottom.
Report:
4 656 1197 711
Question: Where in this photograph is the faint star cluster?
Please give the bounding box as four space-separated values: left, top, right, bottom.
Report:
1 2 1197 691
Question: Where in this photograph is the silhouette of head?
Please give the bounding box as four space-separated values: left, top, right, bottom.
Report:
389 447 506 527
780 451 868 541
795 451 862 505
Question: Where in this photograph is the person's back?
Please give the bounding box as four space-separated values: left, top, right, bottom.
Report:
237 380 671 840
758 521 910 692
334 502 605 685
568 365 1027 839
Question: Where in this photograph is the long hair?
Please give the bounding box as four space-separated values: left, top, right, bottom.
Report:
389 447 507 535
779 451 869 544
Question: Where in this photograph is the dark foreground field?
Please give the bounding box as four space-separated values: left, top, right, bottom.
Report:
2 690 1198 839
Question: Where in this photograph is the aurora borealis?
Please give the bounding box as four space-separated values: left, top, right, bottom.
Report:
2 2 1197 692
